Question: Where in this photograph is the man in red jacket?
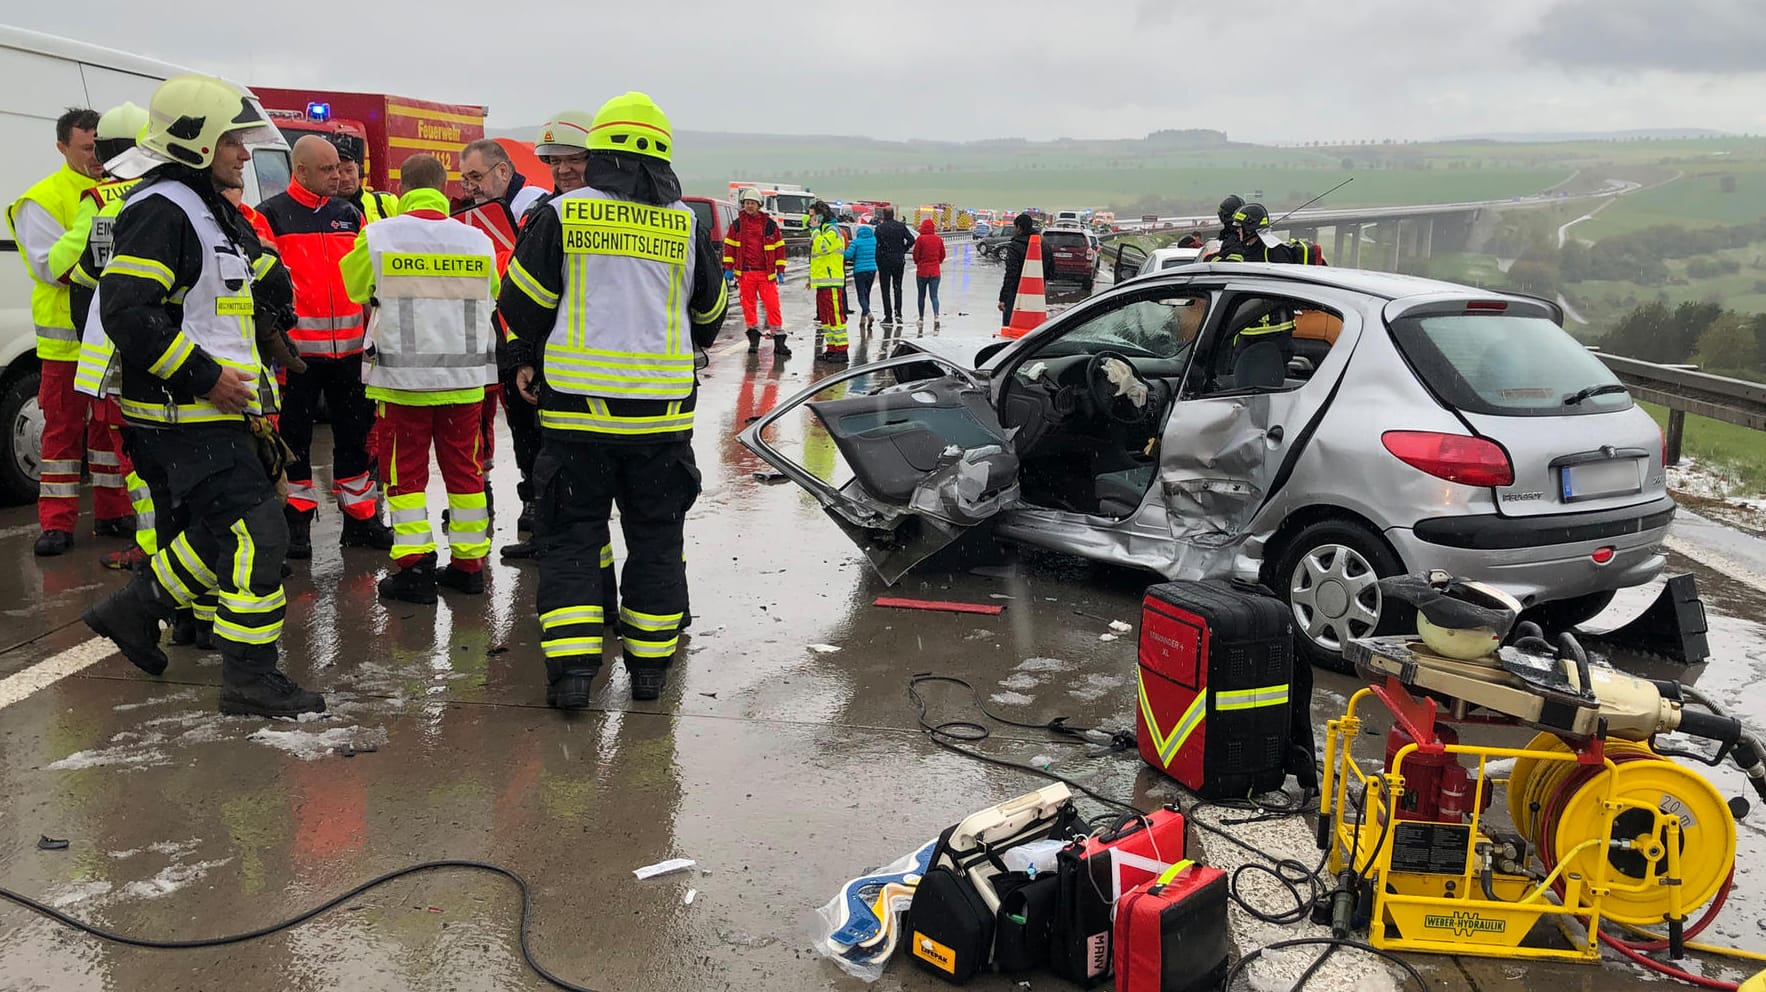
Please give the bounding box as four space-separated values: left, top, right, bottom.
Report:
722 188 788 356
257 135 393 559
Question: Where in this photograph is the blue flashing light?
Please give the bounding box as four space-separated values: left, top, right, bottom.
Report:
307 102 331 122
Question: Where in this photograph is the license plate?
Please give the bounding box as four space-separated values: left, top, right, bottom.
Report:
1056 251 1077 259
1561 458 1642 502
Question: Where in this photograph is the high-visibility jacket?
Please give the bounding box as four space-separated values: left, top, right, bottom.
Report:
339 187 499 406
98 180 270 425
808 221 845 288
59 178 142 334
6 163 99 360
498 184 729 441
723 212 786 275
349 187 399 225
257 181 366 358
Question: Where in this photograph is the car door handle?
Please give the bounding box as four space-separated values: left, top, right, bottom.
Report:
1267 425 1284 443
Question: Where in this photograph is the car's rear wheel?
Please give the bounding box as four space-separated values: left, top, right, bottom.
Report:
1521 590 1616 637
1274 519 1406 673
0 370 43 506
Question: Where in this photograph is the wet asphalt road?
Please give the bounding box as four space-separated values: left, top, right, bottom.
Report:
1 243 1764 992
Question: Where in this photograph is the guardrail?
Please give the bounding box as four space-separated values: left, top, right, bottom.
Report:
1591 351 1766 464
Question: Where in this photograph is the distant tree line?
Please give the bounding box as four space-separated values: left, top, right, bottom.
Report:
1602 300 1766 381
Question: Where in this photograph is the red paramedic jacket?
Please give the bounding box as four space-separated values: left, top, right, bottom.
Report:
723 212 787 275
257 180 366 359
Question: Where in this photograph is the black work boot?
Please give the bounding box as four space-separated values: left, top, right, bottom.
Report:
437 564 485 595
629 666 668 702
746 328 761 352
284 506 313 560
378 559 438 605
94 516 133 538
170 608 197 646
771 333 792 358
341 515 395 550
219 668 326 718
82 572 172 676
546 666 599 710
33 530 74 557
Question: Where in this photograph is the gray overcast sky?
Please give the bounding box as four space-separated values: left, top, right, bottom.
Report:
14 0 1766 143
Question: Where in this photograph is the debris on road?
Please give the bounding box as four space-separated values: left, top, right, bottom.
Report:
36 835 69 851
633 858 696 880
684 888 698 906
1108 620 1133 632
874 596 1005 616
807 644 842 654
753 471 787 483
1099 633 1118 642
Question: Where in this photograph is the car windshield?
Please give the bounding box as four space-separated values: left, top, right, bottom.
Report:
1034 297 1205 360
1389 312 1633 417
773 194 812 213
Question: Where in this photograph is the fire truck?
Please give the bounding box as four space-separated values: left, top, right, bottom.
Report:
253 88 488 202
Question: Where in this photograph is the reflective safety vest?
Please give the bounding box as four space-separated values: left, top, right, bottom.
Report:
540 187 700 405
353 188 398 226
68 186 138 397
808 223 845 288
106 181 270 425
362 214 499 393
6 164 99 360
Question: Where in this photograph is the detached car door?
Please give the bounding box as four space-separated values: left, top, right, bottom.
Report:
737 353 1020 583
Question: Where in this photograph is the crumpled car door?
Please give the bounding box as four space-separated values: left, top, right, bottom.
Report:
738 353 1020 583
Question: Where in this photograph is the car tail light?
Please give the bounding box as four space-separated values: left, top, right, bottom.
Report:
1592 547 1615 564
1464 300 1509 312
1381 431 1515 487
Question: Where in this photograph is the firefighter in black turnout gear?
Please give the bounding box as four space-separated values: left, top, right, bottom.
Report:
1215 193 1244 242
1213 202 1314 389
81 73 325 717
498 92 727 709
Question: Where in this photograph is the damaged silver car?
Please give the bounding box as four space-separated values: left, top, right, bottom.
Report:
738 264 1674 670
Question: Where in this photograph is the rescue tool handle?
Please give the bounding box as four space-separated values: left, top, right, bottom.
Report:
1676 709 1742 749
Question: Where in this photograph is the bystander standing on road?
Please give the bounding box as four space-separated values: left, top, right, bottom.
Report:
843 223 877 332
998 211 1035 323
911 217 945 328
871 207 915 326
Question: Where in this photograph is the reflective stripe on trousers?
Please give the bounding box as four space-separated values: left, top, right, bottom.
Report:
334 471 380 521
540 604 604 660
389 493 437 560
127 471 159 557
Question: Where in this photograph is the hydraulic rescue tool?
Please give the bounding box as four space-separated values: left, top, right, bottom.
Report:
1317 572 1765 966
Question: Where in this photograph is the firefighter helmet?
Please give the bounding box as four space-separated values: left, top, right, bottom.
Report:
536 110 594 157
588 91 673 162
738 187 764 206
1232 202 1271 231
119 75 277 177
1217 194 1245 226
95 101 149 165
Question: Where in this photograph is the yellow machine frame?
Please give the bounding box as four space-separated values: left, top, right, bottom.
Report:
1321 684 1700 963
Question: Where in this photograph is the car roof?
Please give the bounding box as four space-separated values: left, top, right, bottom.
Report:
1149 247 1201 261
1147 262 1533 303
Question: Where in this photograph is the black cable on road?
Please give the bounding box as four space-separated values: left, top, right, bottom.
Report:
0 860 600 992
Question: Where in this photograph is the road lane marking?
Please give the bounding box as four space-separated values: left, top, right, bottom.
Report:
0 636 116 709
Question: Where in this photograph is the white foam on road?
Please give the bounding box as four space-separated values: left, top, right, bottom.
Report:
0 636 118 710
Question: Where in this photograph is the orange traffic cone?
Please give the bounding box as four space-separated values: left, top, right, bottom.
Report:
1000 234 1047 339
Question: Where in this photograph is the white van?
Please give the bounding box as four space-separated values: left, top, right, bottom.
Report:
0 26 291 504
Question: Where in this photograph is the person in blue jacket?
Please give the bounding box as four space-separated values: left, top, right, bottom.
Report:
844 224 879 332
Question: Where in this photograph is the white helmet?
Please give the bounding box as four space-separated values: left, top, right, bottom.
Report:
112 74 279 179
535 110 593 157
738 187 763 206
96 101 150 170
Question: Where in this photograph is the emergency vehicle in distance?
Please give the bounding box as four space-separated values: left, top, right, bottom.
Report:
728 180 814 238
252 88 488 203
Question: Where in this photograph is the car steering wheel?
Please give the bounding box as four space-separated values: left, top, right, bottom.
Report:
1085 351 1155 426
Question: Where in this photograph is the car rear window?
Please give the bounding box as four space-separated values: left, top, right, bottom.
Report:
1044 232 1089 249
1389 313 1633 417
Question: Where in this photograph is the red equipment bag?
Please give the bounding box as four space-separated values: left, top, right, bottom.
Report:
1137 580 1292 800
1113 860 1230 992
1049 807 1187 986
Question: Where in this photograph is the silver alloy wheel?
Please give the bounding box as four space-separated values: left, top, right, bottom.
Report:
11 394 42 484
1288 542 1383 653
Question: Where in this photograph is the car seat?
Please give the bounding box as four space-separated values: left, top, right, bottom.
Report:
1094 464 1156 517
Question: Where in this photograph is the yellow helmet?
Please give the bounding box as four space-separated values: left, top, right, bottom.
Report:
587 91 673 162
138 74 278 173
96 101 150 143
536 110 594 157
